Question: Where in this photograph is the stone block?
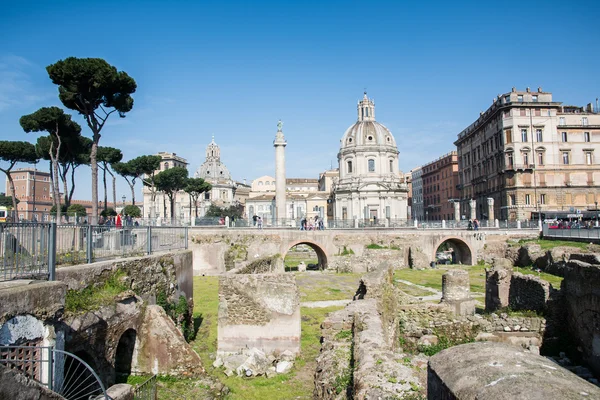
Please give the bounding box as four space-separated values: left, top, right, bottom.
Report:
428 342 600 399
218 274 300 356
134 305 204 376
106 384 134 400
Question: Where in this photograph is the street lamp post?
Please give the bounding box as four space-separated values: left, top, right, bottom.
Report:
122 195 126 208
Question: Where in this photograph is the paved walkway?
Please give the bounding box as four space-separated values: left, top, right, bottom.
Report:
395 279 484 302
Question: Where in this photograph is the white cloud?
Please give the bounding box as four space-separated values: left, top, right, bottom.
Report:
0 54 52 112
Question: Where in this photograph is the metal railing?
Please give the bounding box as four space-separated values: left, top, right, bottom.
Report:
543 224 600 240
0 222 55 281
55 225 188 266
0 222 188 282
0 346 108 400
134 375 157 400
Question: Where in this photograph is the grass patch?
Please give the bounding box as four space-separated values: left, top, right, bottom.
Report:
64 270 128 313
296 273 361 302
366 243 401 250
395 281 434 297
338 246 354 256
395 263 563 294
517 238 589 251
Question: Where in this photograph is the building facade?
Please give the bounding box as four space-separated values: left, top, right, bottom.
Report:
5 168 53 221
411 167 423 220
421 151 459 221
333 93 408 221
455 88 600 221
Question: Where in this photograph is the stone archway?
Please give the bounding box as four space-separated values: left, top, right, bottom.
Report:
433 237 474 265
283 240 328 270
114 329 137 383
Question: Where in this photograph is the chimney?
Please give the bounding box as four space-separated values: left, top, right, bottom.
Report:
538 87 543 93
526 87 531 93
512 87 516 92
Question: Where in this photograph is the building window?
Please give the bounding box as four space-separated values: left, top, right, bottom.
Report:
525 194 531 205
586 152 593 165
563 152 570 165
510 194 516 205
504 96 510 104
164 162 169 169
347 160 353 173
537 152 544 165
523 152 529 166
368 159 375 172
258 181 263 186
265 181 270 185
559 117 565 126
583 117 588 126
536 129 543 142
562 132 568 142
540 194 546 205
389 160 393 173
521 129 528 142
532 95 538 102
518 95 523 102
520 108 527 117
507 153 514 168
505 129 512 144
584 132 591 142
534 108 541 116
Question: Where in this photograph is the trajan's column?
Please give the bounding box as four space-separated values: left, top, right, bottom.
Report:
274 120 287 221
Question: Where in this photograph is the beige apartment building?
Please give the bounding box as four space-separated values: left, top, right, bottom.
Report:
455 87 600 221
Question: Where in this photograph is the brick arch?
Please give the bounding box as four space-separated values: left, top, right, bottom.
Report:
282 240 328 270
433 236 474 265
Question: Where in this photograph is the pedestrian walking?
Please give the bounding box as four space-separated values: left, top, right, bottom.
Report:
257 216 263 229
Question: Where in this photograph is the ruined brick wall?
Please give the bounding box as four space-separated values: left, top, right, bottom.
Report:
508 273 550 312
562 260 600 376
218 274 300 356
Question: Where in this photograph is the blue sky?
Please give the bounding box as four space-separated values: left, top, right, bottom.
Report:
1 0 599 201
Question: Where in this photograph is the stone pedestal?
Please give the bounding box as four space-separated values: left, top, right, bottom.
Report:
441 270 476 315
273 121 287 222
485 258 513 312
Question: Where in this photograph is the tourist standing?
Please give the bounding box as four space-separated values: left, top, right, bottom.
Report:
257 216 263 229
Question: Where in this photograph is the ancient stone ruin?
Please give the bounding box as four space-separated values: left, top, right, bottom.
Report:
215 273 301 377
440 269 476 316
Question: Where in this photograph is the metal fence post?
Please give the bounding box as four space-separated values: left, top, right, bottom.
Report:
48 222 56 281
48 347 54 391
147 226 152 255
86 225 93 264
185 226 188 250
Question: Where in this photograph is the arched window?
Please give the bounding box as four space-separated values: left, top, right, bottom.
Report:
347 160 353 173
368 159 375 172
389 160 393 172
258 181 263 186
164 162 169 170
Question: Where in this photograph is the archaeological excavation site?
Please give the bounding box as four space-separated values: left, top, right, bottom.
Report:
3 226 600 399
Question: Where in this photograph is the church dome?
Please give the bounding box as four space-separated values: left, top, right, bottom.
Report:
340 92 397 150
194 137 233 182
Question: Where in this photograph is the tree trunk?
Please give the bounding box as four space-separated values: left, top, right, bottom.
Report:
102 164 108 211
169 193 176 223
90 140 99 225
60 164 69 208
69 164 76 208
130 185 135 207
50 137 62 223
107 168 117 211
0 164 18 219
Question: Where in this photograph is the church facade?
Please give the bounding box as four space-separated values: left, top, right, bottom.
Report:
333 93 409 221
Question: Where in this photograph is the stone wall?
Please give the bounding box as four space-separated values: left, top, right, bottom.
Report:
218 274 300 356
508 272 551 312
428 342 600 399
56 250 193 305
562 260 600 376
0 364 65 400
